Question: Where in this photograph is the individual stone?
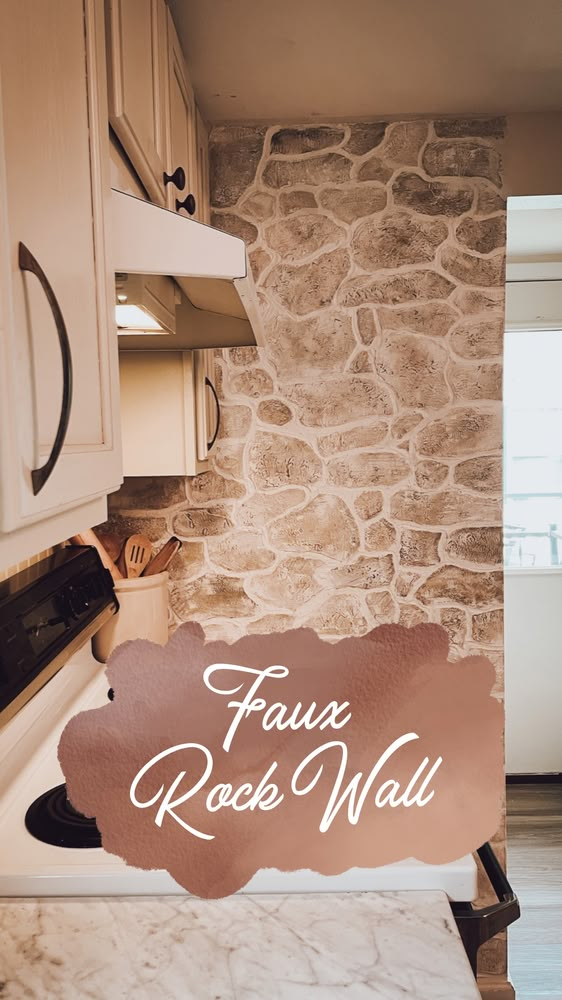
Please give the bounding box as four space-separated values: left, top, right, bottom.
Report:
391 489 501 525
356 308 378 344
263 153 352 188
318 185 387 224
249 248 272 281
170 574 256 618
364 518 396 551
456 216 506 254
279 189 317 214
246 614 294 634
423 140 502 186
355 155 393 183
238 190 276 221
108 477 185 510
271 126 345 154
366 590 399 623
454 456 502 493
354 491 384 521
305 594 368 636
210 126 266 208
257 399 293 425
439 607 467 645
318 422 387 456
474 188 506 215
218 404 253 438
211 212 258 245
351 212 447 270
285 376 392 426
268 495 360 559
416 565 503 606
264 213 346 262
248 432 321 489
228 368 274 397
345 122 387 155
392 171 473 216
375 332 450 407
236 488 307 528
227 346 260 366
445 526 503 564
472 609 504 643
263 249 350 315
396 572 418 598
330 554 394 589
392 414 424 440
451 287 504 314
434 117 505 138
442 246 505 286
212 439 245 479
415 460 449 489
449 363 502 401
400 529 441 565
265 312 354 376
328 451 410 487
167 541 206 582
348 350 372 373
339 270 455 308
417 407 501 457
172 506 233 538
248 556 323 608
189 470 245 503
399 605 429 627
207 532 275 572
451 318 503 358
382 121 428 164
104 513 166 543
377 301 459 338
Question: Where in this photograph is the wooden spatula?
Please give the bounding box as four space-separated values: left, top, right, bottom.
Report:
118 534 152 578
142 536 182 576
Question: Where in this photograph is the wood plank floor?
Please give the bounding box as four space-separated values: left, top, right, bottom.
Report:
507 784 562 999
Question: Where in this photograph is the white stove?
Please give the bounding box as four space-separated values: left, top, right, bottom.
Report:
0 637 477 900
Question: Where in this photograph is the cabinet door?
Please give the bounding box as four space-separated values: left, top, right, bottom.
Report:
106 0 168 205
195 108 211 225
166 12 198 218
0 0 121 534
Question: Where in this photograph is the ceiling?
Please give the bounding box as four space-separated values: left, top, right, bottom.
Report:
169 0 562 124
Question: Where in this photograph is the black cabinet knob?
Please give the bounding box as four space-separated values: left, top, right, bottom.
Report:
175 193 197 216
163 165 186 190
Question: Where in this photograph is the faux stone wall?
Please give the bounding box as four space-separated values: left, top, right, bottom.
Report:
107 117 507 976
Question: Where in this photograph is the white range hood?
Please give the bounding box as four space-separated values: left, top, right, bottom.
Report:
110 189 264 350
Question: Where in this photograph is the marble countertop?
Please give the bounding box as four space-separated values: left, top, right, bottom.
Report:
0 891 480 1000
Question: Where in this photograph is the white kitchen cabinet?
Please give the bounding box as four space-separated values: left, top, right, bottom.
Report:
195 107 211 225
166 11 198 219
119 350 220 476
105 0 169 205
0 0 122 571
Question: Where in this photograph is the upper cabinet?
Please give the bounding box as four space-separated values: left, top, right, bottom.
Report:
0 0 122 571
166 11 198 218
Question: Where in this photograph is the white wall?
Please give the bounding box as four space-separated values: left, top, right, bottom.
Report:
505 570 562 773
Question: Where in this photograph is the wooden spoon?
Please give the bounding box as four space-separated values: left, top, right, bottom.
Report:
118 534 152 578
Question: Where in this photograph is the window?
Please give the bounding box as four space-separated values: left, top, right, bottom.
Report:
504 328 562 568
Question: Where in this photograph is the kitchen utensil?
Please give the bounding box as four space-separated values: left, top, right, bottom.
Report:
92 571 169 663
69 530 123 582
93 530 122 565
142 536 182 577
118 534 152 578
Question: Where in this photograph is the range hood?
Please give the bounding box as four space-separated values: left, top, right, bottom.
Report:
110 189 264 350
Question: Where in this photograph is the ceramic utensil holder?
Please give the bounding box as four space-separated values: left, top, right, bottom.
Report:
92 571 169 663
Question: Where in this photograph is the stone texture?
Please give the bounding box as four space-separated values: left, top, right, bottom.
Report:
318 423 387 457
375 332 450 407
449 363 502 401
355 156 393 183
236 488 307 529
391 489 501 526
354 491 384 521
364 518 396 551
218 404 253 438
167 542 206 583
210 126 266 208
171 574 257 618
454 455 502 493
246 614 294 634
339 270 455 308
228 347 260 366
328 451 410 488
304 594 368 636
188 470 245 503
248 556 323 608
104 513 166 544
108 477 185 511
366 590 399 623
451 287 504 314
319 185 387 224
439 607 467 645
451 318 503 359
213 439 245 479
172 506 233 538
445 527 503 565
249 248 272 281
345 122 387 155
472 609 504 643
434 118 505 139
228 368 274 398
417 407 501 457
279 190 318 215
271 126 345 155
441 247 505 286
239 190 276 221
356 308 378 344
415 460 449 489
423 140 502 186
285 376 392 427
416 565 503 607
207 532 276 572
257 399 293 425
351 212 447 270
248 432 321 489
392 171 473 216
348 350 372 373
268 495 360 559
400 529 441 566
392 414 424 440
265 312 355 376
395 572 418 598
211 212 258 245
377 301 459 338
263 249 350 315
330 554 394 589
382 121 428 164
264 213 346 262
475 188 506 215
456 216 506 254
263 154 352 188
399 604 429 627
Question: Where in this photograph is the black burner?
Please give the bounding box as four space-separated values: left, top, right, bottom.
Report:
25 783 102 848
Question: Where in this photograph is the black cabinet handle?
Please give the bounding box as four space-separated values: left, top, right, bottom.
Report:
175 193 196 216
205 376 220 451
163 166 186 190
18 242 73 496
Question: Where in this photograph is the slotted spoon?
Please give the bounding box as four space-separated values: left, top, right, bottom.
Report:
118 534 152 578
